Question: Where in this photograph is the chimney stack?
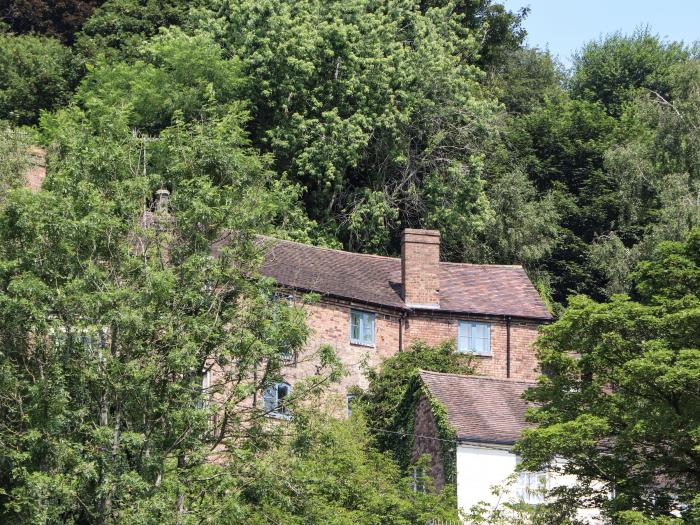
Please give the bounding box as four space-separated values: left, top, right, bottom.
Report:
154 188 170 214
401 229 440 308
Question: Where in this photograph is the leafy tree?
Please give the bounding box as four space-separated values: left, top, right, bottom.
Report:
508 93 618 301
359 340 474 466
209 0 501 255
238 408 459 524
0 94 321 523
0 0 102 43
570 29 692 117
0 124 33 198
485 47 564 115
74 28 245 133
0 31 77 125
419 0 528 70
75 0 207 59
517 229 700 521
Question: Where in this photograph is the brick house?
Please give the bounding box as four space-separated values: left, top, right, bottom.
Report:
411 370 602 522
256 228 552 416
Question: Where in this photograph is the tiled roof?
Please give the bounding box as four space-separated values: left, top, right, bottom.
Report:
258 237 552 320
419 370 535 444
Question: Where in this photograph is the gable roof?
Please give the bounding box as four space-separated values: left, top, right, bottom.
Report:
258 237 552 320
419 370 535 445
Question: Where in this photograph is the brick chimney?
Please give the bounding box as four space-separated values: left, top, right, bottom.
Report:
401 229 440 308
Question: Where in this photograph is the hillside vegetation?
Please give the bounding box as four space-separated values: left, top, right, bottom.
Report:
0 1 699 523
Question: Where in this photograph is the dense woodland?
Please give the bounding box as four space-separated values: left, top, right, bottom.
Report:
0 1 698 523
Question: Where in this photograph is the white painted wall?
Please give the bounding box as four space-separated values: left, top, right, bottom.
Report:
456 443 519 513
456 443 603 523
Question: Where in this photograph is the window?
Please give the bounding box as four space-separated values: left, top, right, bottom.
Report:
196 369 212 410
263 382 291 418
346 394 356 417
515 470 548 504
457 321 491 355
411 466 427 493
350 309 375 346
280 346 296 365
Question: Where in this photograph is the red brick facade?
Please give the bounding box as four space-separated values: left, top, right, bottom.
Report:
253 228 550 416
401 229 441 307
276 294 543 415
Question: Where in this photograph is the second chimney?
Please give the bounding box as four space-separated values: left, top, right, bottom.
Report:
401 229 440 308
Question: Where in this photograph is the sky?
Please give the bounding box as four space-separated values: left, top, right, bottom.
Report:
502 0 700 68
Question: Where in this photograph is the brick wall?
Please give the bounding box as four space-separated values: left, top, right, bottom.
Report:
411 393 447 490
402 229 440 307
403 313 541 381
276 297 543 416
280 297 401 416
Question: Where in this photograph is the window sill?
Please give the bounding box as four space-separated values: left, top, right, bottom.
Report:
266 412 292 420
350 340 375 349
458 351 492 358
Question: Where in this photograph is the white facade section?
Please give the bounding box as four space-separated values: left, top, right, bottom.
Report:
456 443 519 513
456 443 603 523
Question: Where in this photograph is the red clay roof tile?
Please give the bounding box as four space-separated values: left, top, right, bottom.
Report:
419 370 535 444
258 237 552 320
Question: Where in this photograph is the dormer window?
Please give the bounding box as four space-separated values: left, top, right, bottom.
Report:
350 309 375 346
457 321 491 356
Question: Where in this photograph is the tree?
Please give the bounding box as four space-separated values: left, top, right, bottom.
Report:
0 92 321 523
0 124 33 198
517 229 700 521
74 28 245 133
75 0 208 60
359 340 474 467
238 408 459 524
0 31 77 125
209 0 501 255
570 29 692 117
1 0 102 43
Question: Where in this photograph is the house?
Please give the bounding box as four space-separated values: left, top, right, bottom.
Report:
411 370 602 523
249 228 552 416
22 152 549 423
411 370 537 510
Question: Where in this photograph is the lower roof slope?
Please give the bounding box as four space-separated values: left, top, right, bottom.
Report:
258 237 552 320
419 370 535 445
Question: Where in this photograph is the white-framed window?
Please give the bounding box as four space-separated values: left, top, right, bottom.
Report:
50 325 108 359
411 466 427 493
263 382 291 418
196 368 212 410
346 393 356 417
514 470 548 504
457 320 491 355
350 309 375 346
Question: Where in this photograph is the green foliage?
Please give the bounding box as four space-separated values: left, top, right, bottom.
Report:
517 229 700 521
74 28 244 133
238 409 459 524
76 0 208 59
359 340 474 470
0 0 102 44
0 125 34 199
571 28 693 117
0 85 318 524
0 32 78 125
209 0 501 254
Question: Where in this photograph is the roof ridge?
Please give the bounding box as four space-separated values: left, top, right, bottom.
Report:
258 235 400 262
418 369 537 385
261 235 527 270
439 261 524 270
